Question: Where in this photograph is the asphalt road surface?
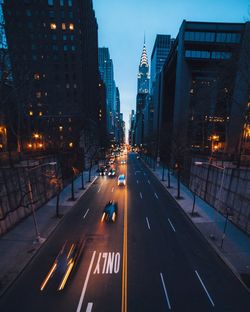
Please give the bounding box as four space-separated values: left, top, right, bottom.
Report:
1 152 250 312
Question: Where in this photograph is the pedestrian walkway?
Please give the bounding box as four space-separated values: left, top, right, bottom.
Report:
141 156 250 290
0 167 98 297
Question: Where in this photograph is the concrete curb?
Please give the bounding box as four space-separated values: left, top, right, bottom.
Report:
0 175 98 298
141 158 250 293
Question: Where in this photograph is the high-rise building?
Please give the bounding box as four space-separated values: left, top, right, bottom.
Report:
150 34 173 93
134 41 150 145
137 42 150 95
98 47 116 138
158 20 250 161
3 0 100 151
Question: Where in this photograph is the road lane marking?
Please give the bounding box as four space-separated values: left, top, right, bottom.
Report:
83 209 89 219
168 218 176 232
148 180 150 184
154 193 159 199
136 180 139 184
146 217 151 230
140 192 143 199
86 303 93 312
76 251 96 312
121 165 128 312
93 252 120 274
160 273 171 310
195 270 215 307
98 187 101 193
111 187 114 192
144 172 146 176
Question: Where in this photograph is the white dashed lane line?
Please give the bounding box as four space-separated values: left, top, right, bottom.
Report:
160 273 172 310
140 192 143 199
137 180 139 184
83 209 89 219
86 302 93 312
146 217 151 230
167 218 176 232
154 193 159 199
148 180 150 184
195 270 215 307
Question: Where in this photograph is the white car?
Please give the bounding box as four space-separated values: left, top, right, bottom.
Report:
117 174 126 186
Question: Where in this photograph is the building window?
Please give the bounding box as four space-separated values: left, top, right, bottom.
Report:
52 34 57 40
184 31 215 42
68 0 72 6
29 111 33 116
50 23 57 30
66 83 70 88
62 23 66 30
73 83 77 88
70 34 74 40
34 73 40 80
36 92 42 98
71 45 75 51
216 32 241 43
211 51 231 59
48 0 54 6
63 34 67 40
39 112 43 116
64 45 68 51
69 23 74 30
52 45 58 51
49 10 54 18
185 50 210 59
60 0 64 5
61 11 65 18
69 11 73 18
26 10 32 16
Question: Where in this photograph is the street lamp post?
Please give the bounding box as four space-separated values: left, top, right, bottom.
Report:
26 161 57 243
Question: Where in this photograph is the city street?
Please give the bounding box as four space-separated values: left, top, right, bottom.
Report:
0 153 250 312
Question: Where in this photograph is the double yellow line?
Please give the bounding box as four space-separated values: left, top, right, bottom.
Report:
121 163 128 312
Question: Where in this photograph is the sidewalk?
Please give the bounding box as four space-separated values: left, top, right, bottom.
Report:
0 167 98 297
141 156 250 290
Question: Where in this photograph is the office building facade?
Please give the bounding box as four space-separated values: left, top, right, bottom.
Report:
158 20 250 162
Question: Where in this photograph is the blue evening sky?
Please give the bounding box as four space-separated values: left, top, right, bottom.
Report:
93 0 249 137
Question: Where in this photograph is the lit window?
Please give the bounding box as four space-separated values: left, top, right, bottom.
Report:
69 142 73 148
27 143 33 148
71 45 75 51
62 23 66 30
49 10 54 17
48 0 54 5
59 126 63 131
73 83 77 88
69 23 74 30
36 92 42 98
50 23 57 30
64 45 68 51
34 73 40 80
66 83 70 88
68 118 72 122
39 112 43 116
60 0 64 5
70 34 74 40
29 111 33 116
68 0 72 6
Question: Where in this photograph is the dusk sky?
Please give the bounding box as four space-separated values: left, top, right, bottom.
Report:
93 0 249 137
